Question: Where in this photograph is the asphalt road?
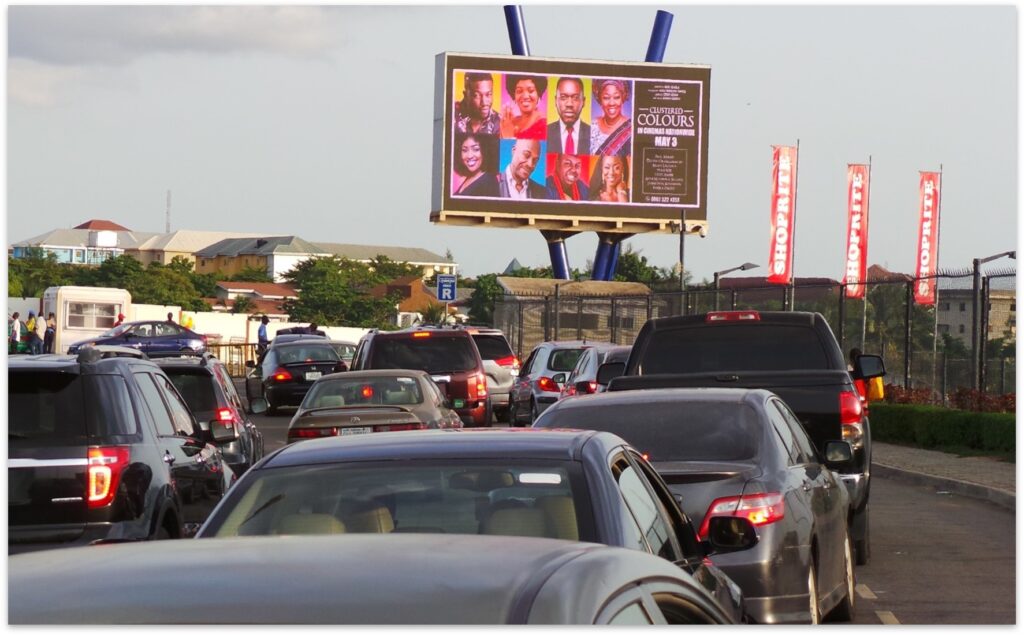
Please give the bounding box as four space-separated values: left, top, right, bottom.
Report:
248 409 1016 625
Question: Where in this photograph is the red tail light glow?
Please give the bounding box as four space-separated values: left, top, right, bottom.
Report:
216 408 235 423
272 368 292 382
412 331 431 338
494 355 520 369
698 492 785 539
87 446 131 509
468 373 488 400
362 385 375 399
289 427 338 439
705 311 761 322
839 391 863 425
537 376 560 392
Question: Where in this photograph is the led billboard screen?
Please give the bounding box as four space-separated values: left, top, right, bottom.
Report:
431 53 712 234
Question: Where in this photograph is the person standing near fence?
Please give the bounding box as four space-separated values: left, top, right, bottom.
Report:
44 312 56 354
33 312 46 355
257 315 270 356
9 312 22 353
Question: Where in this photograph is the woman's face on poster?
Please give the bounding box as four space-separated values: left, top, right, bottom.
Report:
602 156 624 187
598 83 624 119
461 136 483 174
514 79 540 115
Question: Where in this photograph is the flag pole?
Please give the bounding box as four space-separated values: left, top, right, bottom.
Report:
862 155 872 350
932 163 944 398
790 139 800 310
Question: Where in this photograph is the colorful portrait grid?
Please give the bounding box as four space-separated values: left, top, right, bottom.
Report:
451 70 635 204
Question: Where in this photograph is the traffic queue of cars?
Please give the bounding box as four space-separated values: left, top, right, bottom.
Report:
9 311 885 625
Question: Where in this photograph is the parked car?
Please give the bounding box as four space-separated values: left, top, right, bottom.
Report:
196 429 750 622
67 320 207 357
156 354 266 475
509 340 592 425
598 310 885 566
9 346 236 553
560 344 631 399
283 369 462 443
534 387 857 624
328 340 357 364
462 326 518 423
350 326 491 427
9 534 736 625
245 339 346 415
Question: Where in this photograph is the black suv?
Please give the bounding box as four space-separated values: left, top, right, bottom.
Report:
156 354 266 475
351 326 491 426
8 347 236 553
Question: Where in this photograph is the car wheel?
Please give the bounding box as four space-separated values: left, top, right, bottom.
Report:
529 400 539 426
826 534 856 622
854 507 870 565
153 526 172 541
807 561 820 624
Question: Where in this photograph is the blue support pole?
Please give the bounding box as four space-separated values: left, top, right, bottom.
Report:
505 5 572 280
598 10 674 281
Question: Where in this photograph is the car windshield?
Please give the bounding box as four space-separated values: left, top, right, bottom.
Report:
540 401 761 462
207 460 594 542
303 375 424 408
166 371 219 413
277 345 340 364
99 324 131 338
331 343 356 361
640 325 831 374
370 337 477 373
548 348 585 372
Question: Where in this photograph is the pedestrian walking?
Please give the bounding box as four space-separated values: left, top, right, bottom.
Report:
257 315 270 357
33 312 46 355
44 312 56 353
26 311 43 355
9 312 22 354
166 312 175 324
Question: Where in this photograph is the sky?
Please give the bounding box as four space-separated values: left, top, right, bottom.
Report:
6 4 1019 282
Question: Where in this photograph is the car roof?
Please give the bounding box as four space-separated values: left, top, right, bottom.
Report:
8 534 698 624
315 369 431 380
532 340 594 349
271 339 339 349
8 351 159 371
550 387 773 411
262 428 617 468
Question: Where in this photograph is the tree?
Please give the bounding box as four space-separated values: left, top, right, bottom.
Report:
417 302 447 324
7 249 74 297
613 244 672 286
282 256 404 329
231 296 256 315
366 255 422 281
467 273 503 325
228 266 273 283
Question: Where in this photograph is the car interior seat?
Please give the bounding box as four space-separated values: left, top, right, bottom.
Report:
275 513 347 535
535 496 578 541
317 395 346 408
344 504 395 534
481 507 551 538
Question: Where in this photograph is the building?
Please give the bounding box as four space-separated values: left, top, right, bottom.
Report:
315 242 455 278
127 230 263 267
201 281 299 319
936 278 1016 346
10 220 159 265
195 236 329 281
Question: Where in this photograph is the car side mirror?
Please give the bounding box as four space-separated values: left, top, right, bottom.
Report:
596 362 625 386
194 421 217 445
823 440 855 472
205 419 237 443
249 397 269 415
245 360 255 369
551 373 567 385
854 354 886 379
575 380 597 395
703 517 758 554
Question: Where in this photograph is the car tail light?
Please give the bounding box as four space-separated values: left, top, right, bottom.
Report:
361 385 374 399
495 355 520 370
373 422 427 432
562 384 576 398
705 311 760 322
698 492 785 539
413 331 431 338
216 408 235 423
536 376 560 392
467 373 487 400
87 447 131 509
839 391 863 424
580 381 599 395
272 368 292 382
288 427 339 439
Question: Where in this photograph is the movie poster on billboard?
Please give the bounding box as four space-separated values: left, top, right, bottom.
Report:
431 53 711 234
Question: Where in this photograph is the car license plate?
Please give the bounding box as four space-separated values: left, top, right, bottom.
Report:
305 371 322 381
453 399 465 408
340 427 372 435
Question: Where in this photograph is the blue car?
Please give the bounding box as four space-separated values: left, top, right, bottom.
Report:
68 320 207 357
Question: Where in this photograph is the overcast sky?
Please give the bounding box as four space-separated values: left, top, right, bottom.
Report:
6 4 1019 281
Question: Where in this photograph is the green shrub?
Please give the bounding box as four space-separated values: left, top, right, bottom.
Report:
869 403 1015 456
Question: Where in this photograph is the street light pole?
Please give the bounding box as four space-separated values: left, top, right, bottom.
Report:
971 250 1015 389
713 263 759 311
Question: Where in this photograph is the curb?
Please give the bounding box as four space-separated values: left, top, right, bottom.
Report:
873 463 1016 511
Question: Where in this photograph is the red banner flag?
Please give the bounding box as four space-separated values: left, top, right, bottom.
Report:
767 145 798 284
913 172 942 305
842 164 870 298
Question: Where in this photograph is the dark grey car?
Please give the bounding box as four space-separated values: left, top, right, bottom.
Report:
534 388 857 624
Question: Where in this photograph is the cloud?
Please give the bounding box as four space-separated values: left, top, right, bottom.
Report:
7 59 85 107
9 6 340 67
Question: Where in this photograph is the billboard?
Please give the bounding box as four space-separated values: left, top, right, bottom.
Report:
431 53 712 235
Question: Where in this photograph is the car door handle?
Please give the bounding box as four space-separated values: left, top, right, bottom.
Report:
163 452 175 465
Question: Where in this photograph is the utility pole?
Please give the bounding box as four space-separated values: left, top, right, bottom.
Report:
165 190 172 234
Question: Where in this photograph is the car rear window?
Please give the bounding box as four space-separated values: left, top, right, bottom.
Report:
206 460 595 542
278 345 340 364
165 370 220 413
304 375 424 408
548 348 585 372
540 401 761 461
640 325 830 374
9 372 137 442
472 334 513 361
370 337 478 373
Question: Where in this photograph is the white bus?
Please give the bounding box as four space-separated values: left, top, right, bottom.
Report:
43 286 132 354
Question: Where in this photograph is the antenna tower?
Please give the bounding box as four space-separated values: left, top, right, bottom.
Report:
165 190 171 233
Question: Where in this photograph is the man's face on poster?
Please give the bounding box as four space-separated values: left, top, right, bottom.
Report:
467 79 494 119
557 154 583 186
555 78 584 126
511 140 540 183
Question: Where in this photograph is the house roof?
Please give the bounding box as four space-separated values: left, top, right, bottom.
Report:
132 230 264 253
203 297 290 316
314 242 448 265
73 219 132 231
196 236 327 258
502 258 525 275
13 228 161 249
215 281 299 298
496 277 651 297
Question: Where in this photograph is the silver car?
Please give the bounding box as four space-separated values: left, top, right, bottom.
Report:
10 534 737 624
465 328 518 423
509 340 593 425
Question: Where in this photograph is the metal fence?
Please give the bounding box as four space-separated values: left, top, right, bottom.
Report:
493 269 1016 402
207 342 259 377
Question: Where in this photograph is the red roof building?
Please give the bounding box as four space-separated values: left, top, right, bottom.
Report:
73 219 132 231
